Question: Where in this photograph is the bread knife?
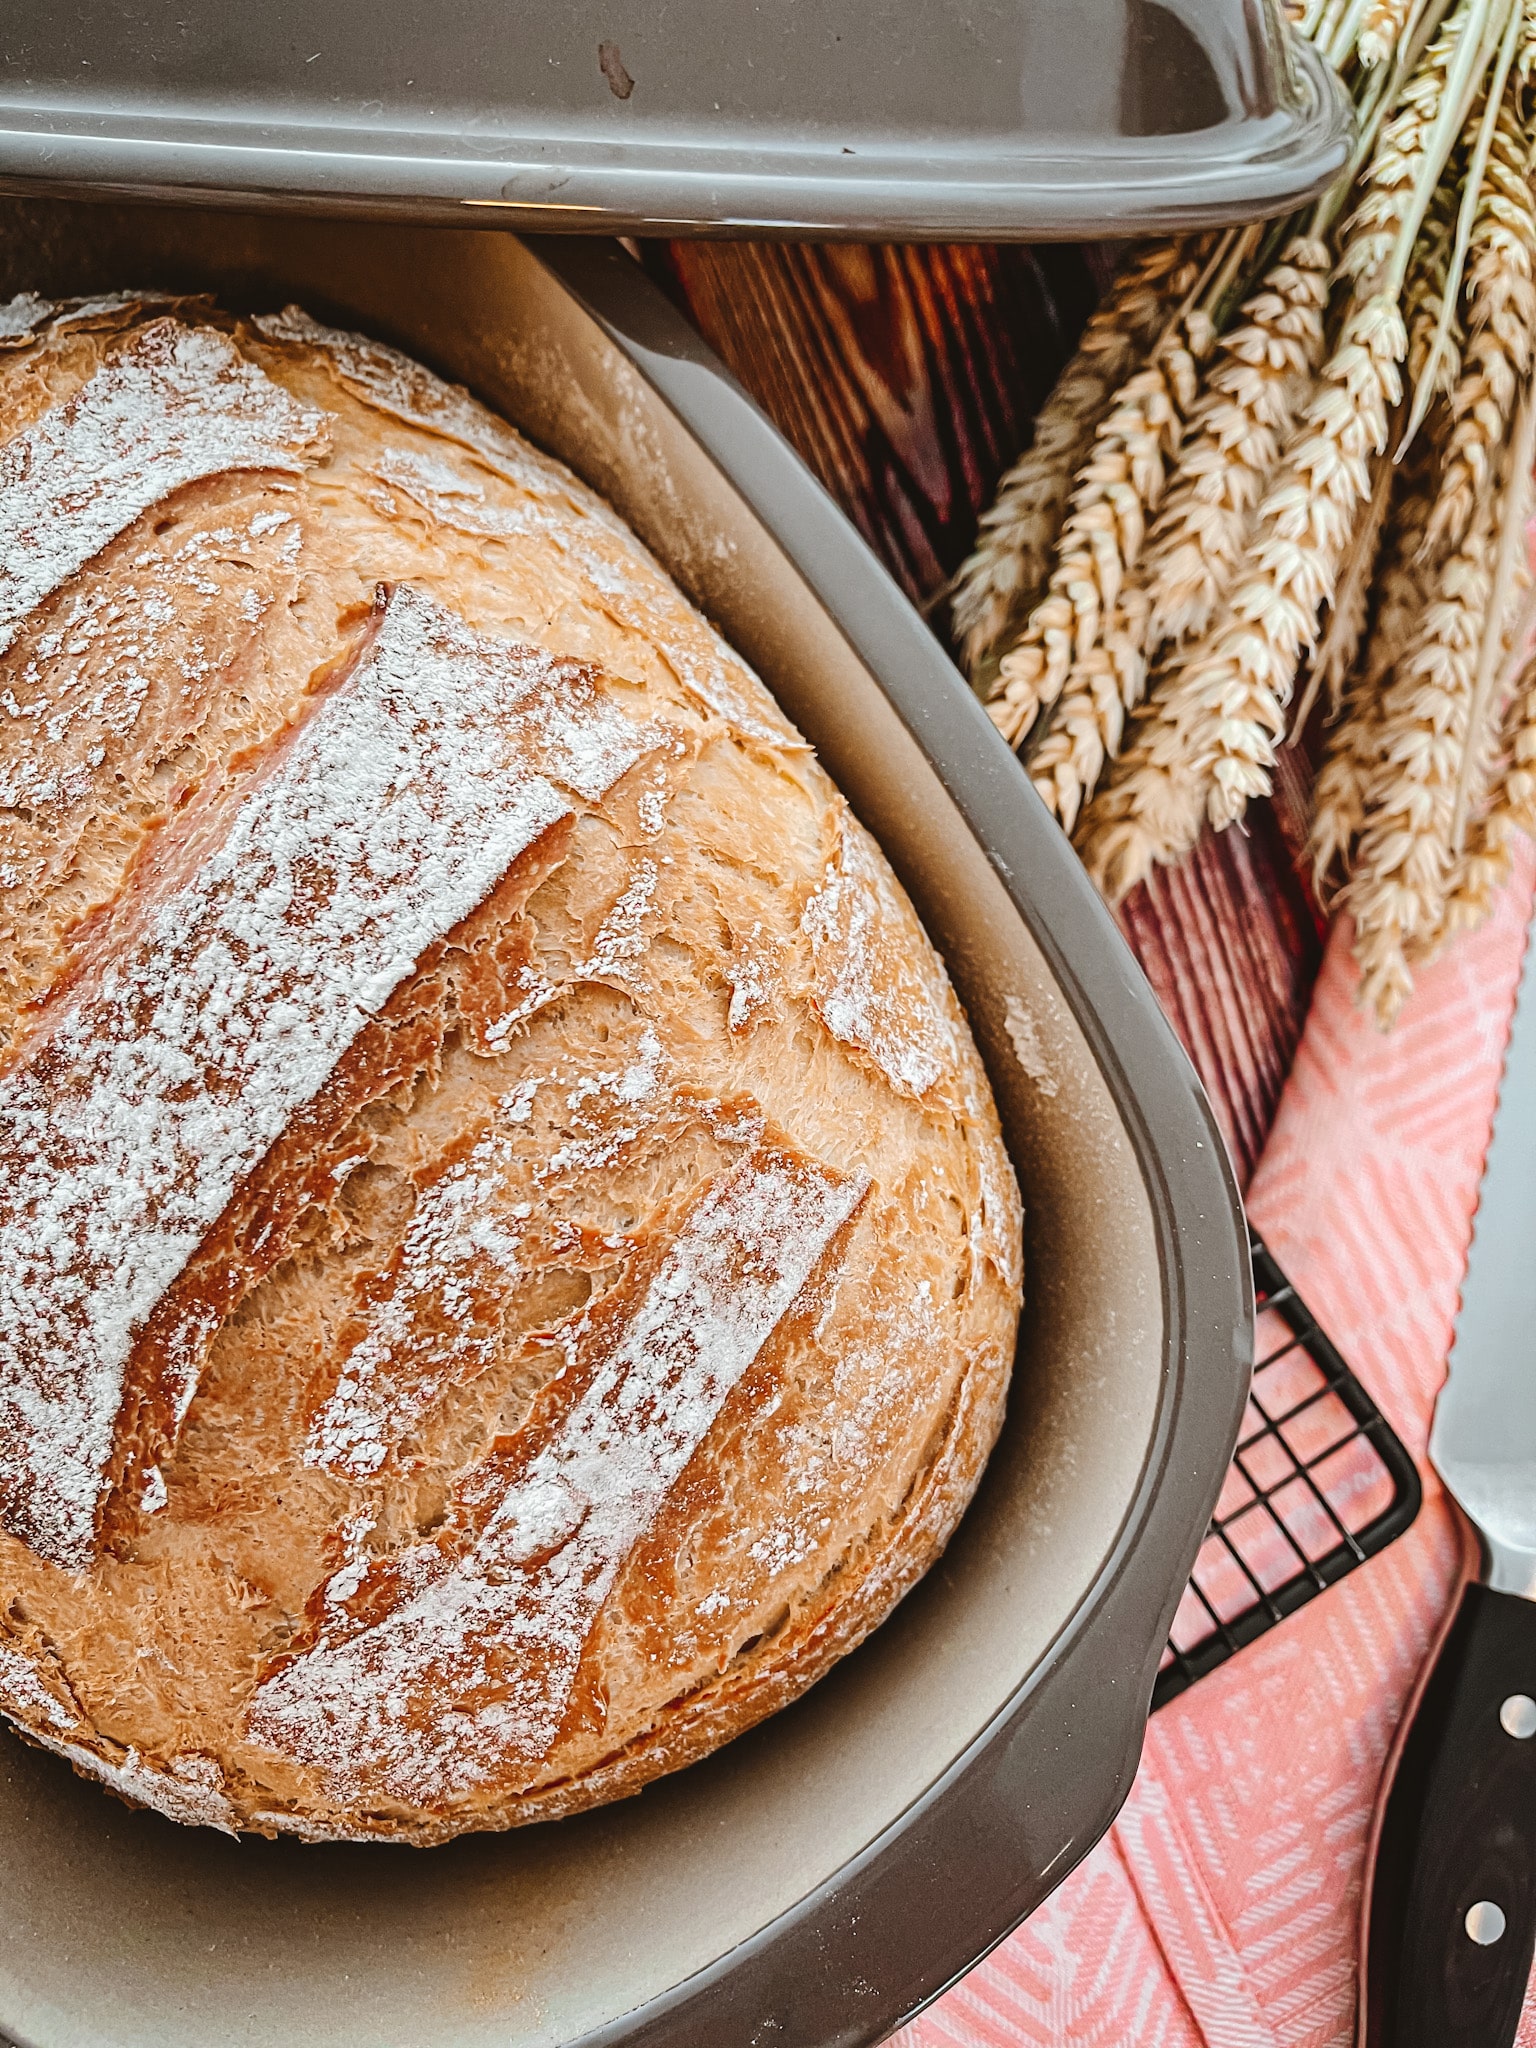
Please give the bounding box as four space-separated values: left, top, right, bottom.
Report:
1359 905 1536 2046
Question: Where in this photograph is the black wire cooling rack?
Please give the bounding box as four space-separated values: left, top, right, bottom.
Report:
1154 1229 1422 1710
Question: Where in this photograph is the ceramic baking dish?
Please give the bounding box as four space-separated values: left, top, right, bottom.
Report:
0 0 1352 237
0 197 1251 2048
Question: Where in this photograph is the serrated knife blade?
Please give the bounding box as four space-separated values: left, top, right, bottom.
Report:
1359 906 1536 2047
1431 918 1536 1596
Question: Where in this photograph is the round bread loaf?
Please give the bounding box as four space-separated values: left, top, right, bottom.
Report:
0 291 1022 1843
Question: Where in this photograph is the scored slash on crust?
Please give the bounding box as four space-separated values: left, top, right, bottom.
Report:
0 319 328 656
246 1140 868 1807
0 580 660 1568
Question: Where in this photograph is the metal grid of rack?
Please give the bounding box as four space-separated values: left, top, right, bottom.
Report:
1154 1232 1422 1710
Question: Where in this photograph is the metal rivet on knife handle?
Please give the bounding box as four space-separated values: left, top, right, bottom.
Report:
1499 1693 1536 1739
1466 1901 1508 1946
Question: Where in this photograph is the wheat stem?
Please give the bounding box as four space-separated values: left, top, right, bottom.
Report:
1293 440 1398 738
1318 0 1355 51
1346 492 1497 1021
1307 448 1442 894
985 327 1202 754
1423 82 1536 550
951 239 1203 684
1401 0 1523 447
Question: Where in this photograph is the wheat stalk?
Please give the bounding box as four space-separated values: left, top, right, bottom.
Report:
1036 238 1330 856
1178 294 1405 833
1073 0 1492 902
1078 295 1407 898
1403 160 1466 408
1361 0 1418 62
1015 240 1329 830
1340 5 1477 293
1139 238 1332 653
950 239 1205 684
951 0 1536 995
1430 391 1536 934
1423 83 1536 552
1399 0 1524 447
1308 442 1442 890
1293 438 1399 737
1345 497 1496 1022
986 327 1202 755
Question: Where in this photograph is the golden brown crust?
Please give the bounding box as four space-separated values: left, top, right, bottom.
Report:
0 296 1022 1841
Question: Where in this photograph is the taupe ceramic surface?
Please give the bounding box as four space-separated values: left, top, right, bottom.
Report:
0 200 1251 2048
0 0 1352 236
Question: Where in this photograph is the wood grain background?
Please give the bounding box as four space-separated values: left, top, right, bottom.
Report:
644 239 1326 1185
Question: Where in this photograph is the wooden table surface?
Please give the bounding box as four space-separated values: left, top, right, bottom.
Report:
643 239 1327 1187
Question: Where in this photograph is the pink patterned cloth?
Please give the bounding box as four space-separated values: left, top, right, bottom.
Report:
897 839 1536 2048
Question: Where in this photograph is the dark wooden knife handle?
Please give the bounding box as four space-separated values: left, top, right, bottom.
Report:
1364 1582 1536 2046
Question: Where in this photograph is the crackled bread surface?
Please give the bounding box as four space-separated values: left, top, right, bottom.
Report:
0 291 1022 1843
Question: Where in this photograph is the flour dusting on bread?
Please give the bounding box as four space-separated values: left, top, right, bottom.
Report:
31 1729 238 1835
0 297 1021 1844
0 506 302 821
305 1034 760 1484
0 321 326 653
0 583 650 1565
801 813 962 1099
250 1143 866 1804
256 303 800 750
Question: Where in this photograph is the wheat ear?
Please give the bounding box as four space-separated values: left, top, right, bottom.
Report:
1448 613 1536 924
1176 293 1405 833
1485 587 1536 846
1139 239 1333 654
1007 333 1205 823
1430 395 1536 936
950 239 1203 682
1076 1 1484 902
1341 7 1474 293
1033 240 1331 850
1294 440 1400 741
1345 498 1496 1023
1399 0 1525 449
1078 296 1407 901
1404 158 1467 409
1424 83 1536 551
1308 443 1442 891
986 327 1202 759
1361 0 1417 63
